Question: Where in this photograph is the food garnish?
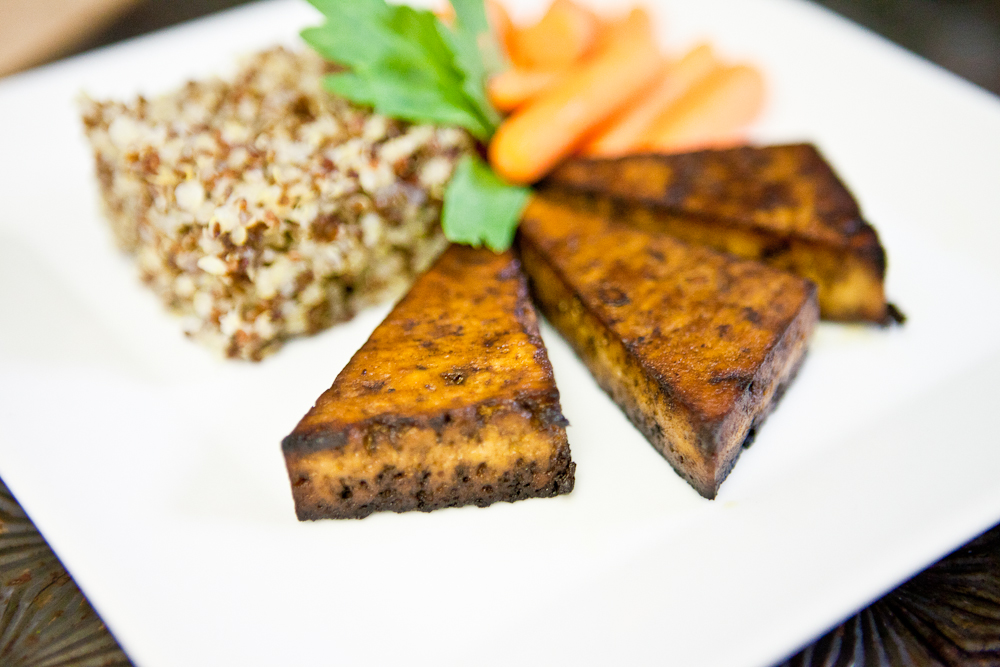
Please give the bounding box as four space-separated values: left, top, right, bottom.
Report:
640 64 765 154
488 8 662 184
302 0 770 249
491 3 768 163
580 42 718 157
301 0 500 139
487 67 562 112
442 155 531 252
302 0 527 250
506 0 600 69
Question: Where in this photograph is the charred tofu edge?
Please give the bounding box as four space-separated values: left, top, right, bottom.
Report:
283 397 575 519
544 143 897 324
518 228 818 499
281 246 575 519
541 187 887 324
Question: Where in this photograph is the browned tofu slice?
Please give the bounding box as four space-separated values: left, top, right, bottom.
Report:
282 245 575 519
518 195 818 498
544 144 894 324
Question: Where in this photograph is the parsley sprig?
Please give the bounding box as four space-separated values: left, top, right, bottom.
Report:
302 0 530 251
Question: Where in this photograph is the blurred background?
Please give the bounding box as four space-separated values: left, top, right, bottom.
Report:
1 0 998 94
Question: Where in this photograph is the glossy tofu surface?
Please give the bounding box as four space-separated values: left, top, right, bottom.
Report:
518 195 818 497
283 245 574 519
545 144 891 323
292 246 559 434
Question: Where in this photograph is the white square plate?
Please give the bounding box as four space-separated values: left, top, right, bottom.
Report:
2 1 1000 665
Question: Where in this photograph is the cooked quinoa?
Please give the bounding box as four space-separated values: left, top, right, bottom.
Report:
80 47 473 360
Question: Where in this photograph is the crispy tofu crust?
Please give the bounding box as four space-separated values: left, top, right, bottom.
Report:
544 144 892 323
518 195 818 498
282 245 575 519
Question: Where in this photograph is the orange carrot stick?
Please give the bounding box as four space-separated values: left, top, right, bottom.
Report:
508 0 600 69
641 64 766 154
486 0 515 60
434 3 455 26
488 68 563 112
489 8 663 184
581 42 718 157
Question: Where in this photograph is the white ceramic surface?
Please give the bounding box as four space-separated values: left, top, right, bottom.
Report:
2 1 1000 665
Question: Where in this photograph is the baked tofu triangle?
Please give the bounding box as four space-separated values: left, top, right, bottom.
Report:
282 245 575 520
544 144 894 324
518 195 818 498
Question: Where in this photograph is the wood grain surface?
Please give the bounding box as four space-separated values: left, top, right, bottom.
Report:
0 479 131 666
776 527 1000 666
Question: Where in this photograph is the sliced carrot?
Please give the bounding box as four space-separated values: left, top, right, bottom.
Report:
581 42 718 157
508 0 600 70
486 0 515 60
488 68 563 112
434 2 455 26
641 64 766 153
489 9 663 184
489 7 638 114
591 7 650 52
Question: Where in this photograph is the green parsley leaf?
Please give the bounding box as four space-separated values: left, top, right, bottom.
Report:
449 0 506 75
301 0 496 139
324 69 492 138
303 0 531 252
436 0 505 131
442 155 531 252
